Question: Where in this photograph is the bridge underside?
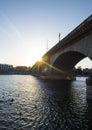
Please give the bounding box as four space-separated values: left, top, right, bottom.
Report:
45 51 85 80
52 51 86 73
32 51 88 80
32 50 92 80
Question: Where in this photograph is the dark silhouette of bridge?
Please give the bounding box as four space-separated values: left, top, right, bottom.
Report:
31 15 92 80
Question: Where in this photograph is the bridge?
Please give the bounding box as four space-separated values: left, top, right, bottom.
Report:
31 15 92 81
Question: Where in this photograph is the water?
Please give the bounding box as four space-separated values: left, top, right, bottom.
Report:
0 75 92 130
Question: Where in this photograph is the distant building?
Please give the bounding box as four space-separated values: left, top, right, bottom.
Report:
0 64 31 74
14 66 31 74
0 64 13 72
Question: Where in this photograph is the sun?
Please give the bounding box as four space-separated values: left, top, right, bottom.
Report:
26 49 45 67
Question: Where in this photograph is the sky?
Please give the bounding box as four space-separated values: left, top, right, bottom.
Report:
0 0 92 68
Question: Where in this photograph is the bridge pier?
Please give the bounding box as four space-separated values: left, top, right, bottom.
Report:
39 74 76 81
86 77 92 100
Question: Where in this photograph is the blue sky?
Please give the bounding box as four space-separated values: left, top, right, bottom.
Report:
0 0 92 67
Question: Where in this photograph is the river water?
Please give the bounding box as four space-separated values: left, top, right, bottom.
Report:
0 75 92 130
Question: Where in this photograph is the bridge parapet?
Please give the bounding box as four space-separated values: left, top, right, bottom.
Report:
42 15 92 57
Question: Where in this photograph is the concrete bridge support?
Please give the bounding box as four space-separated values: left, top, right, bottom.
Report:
86 77 92 100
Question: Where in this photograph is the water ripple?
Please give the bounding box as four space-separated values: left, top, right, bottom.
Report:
0 75 92 129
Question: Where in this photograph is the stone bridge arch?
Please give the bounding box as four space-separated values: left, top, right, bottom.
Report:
32 15 92 80
49 29 92 76
51 51 85 73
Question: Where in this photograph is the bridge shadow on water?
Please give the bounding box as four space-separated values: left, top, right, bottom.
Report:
38 78 73 104
38 79 72 96
39 79 72 88
29 76 92 129
39 78 71 85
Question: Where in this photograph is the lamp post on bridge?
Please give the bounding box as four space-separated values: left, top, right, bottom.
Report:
46 40 48 51
59 33 61 42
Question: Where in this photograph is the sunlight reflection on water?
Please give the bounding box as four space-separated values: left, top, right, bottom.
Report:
0 75 92 130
